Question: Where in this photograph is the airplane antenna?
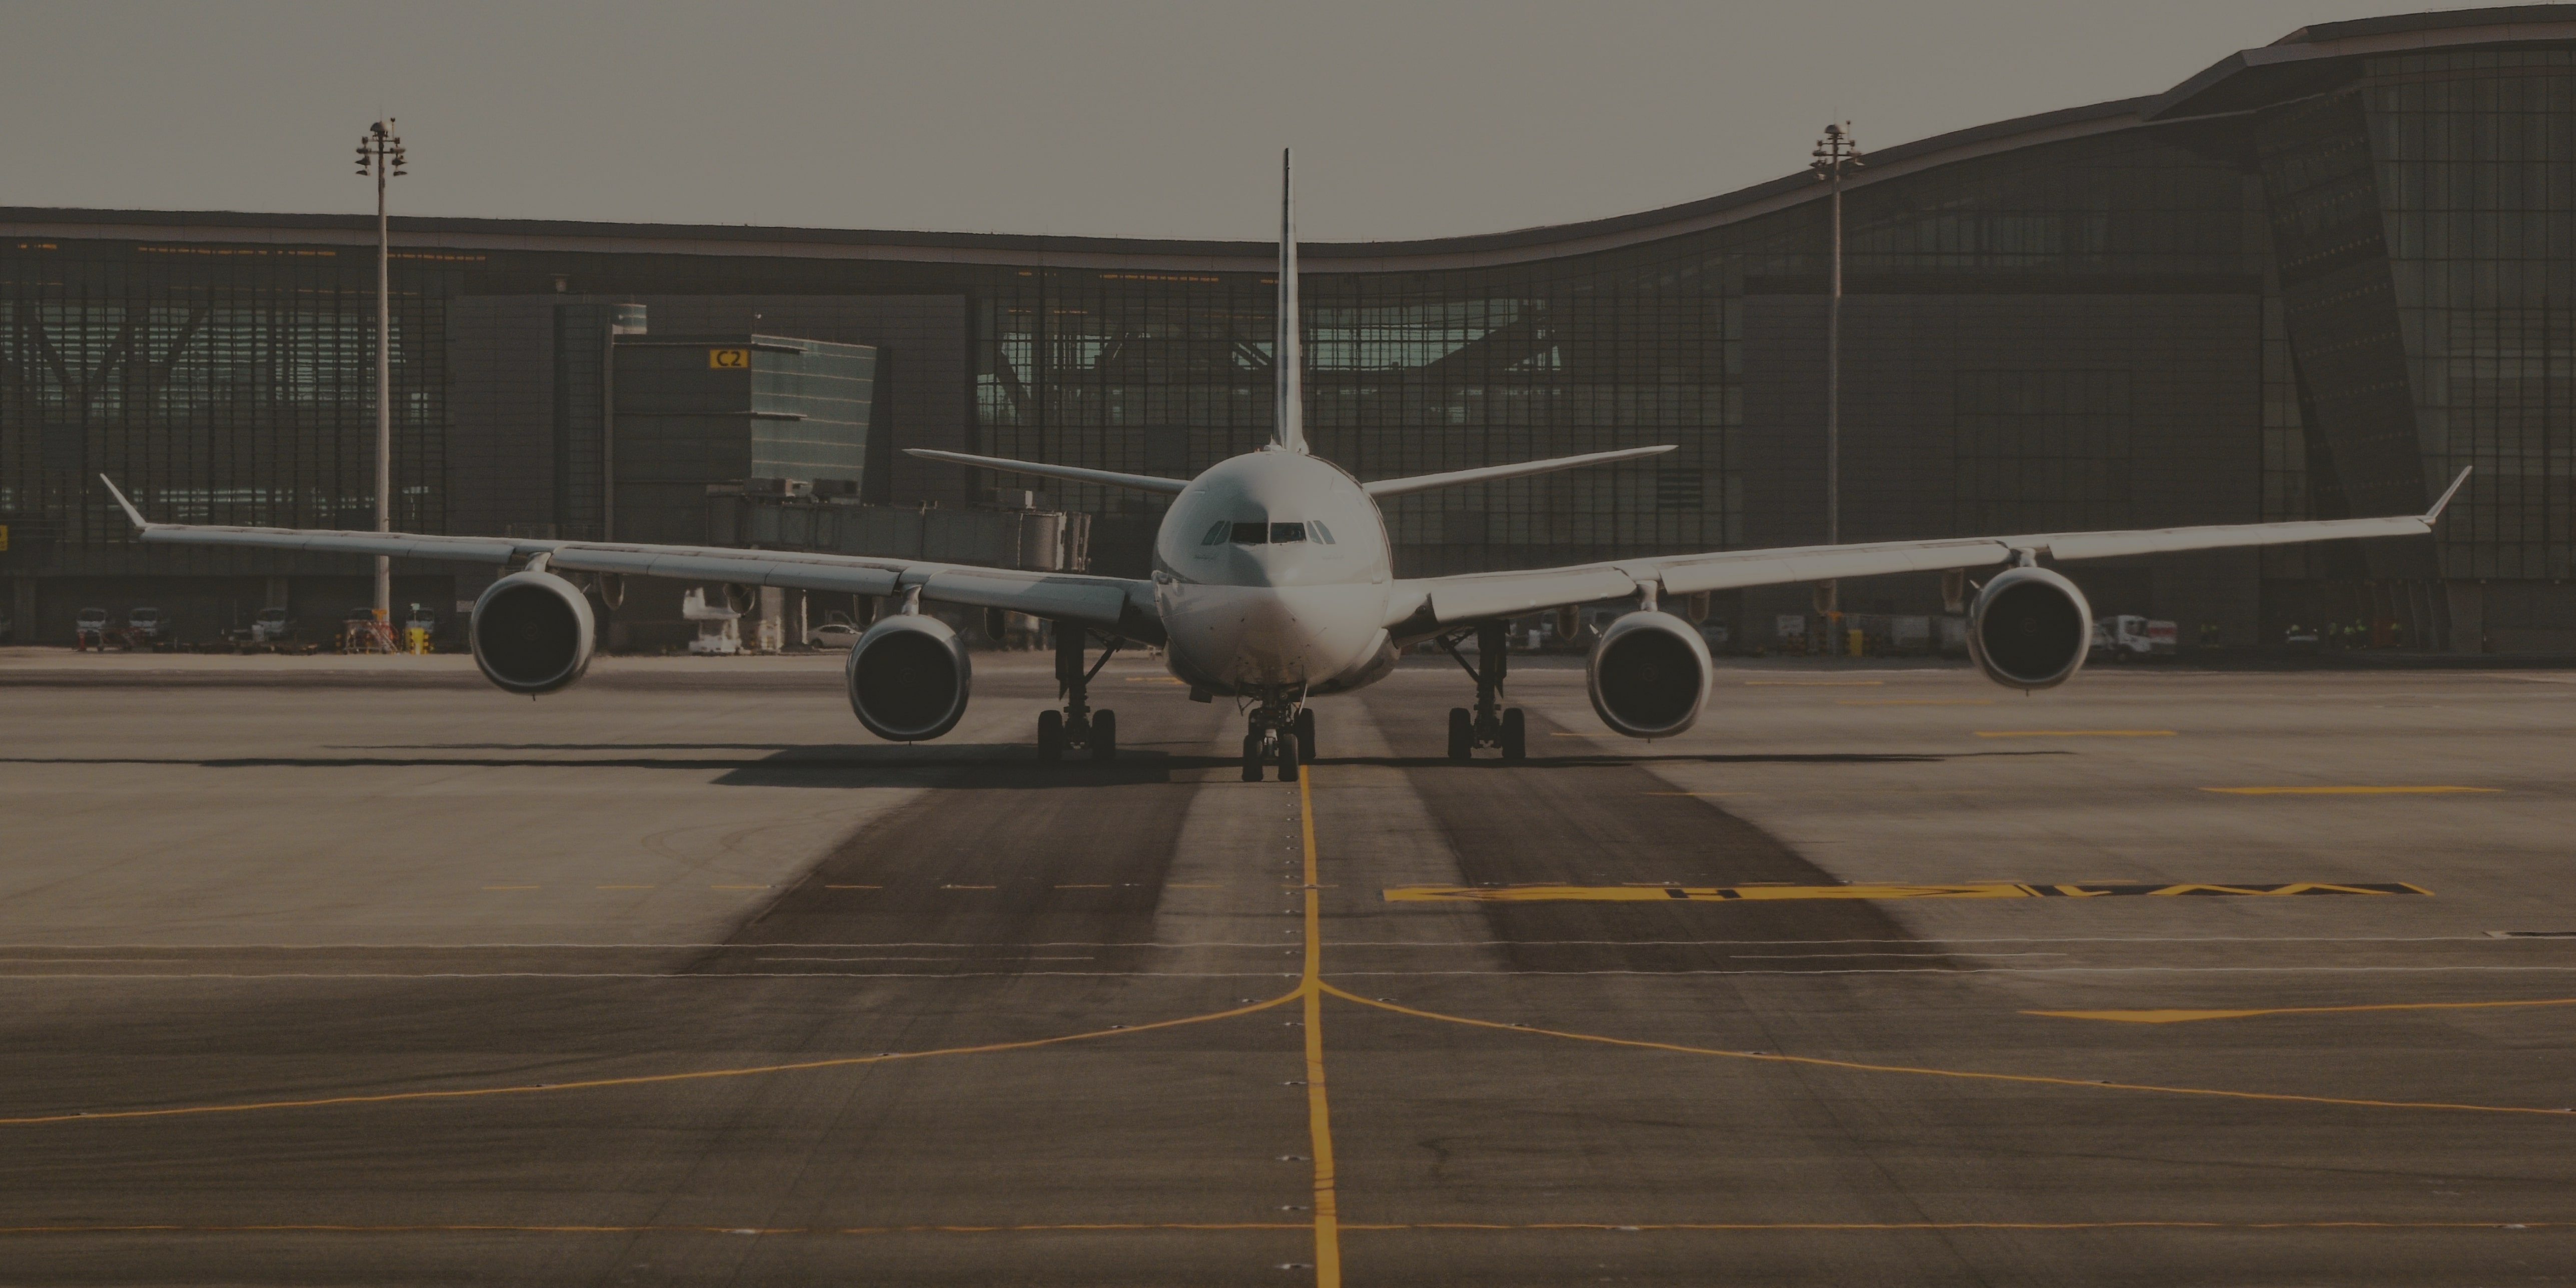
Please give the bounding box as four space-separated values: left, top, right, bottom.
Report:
1274 149 1306 453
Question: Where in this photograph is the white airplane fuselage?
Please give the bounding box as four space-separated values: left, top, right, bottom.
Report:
1151 447 1402 698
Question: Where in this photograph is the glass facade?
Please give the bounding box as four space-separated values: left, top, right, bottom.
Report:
7 11 2576 649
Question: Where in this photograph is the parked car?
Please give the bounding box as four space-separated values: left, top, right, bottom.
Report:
807 613 861 650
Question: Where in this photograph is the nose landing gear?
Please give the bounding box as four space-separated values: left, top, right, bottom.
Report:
1441 620 1526 762
1239 692 1313 783
1038 626 1120 762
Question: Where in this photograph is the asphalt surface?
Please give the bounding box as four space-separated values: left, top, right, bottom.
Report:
3 648 2574 1285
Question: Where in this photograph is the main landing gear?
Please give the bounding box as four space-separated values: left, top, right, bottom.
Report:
1240 694 1317 783
1441 620 1526 762
1037 627 1120 762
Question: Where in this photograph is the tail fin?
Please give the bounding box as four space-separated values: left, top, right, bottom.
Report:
1274 149 1306 454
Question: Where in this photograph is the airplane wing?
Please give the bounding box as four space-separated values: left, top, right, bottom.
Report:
1360 445 1677 498
96 476 1164 642
1383 468 2470 633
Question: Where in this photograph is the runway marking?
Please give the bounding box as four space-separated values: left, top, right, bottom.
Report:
1744 680 1884 686
1316 984 2576 1118
1296 767 1343 1288
5 1218 2567 1238
2202 786 2501 796
2028 996 2576 1024
0 990 1301 1127
1383 882 2431 903
1975 729 2175 737
1840 699 1993 705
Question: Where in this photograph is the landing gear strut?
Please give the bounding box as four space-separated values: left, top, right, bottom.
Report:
1239 689 1312 783
1037 626 1119 762
1442 620 1526 762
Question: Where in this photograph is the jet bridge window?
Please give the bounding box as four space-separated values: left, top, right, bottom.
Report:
1230 522 1269 544
1269 522 1307 544
1201 520 1231 546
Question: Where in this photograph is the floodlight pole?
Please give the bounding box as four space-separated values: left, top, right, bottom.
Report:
356 120 407 626
1808 124 1861 647
1812 123 1861 550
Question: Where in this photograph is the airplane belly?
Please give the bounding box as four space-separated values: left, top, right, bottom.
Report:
1160 582 1384 693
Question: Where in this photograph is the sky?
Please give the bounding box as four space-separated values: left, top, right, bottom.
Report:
0 1 2501 244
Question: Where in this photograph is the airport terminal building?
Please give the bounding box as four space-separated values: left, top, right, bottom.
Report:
6 8 2576 650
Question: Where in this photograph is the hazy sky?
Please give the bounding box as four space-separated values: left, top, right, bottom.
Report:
0 1 2496 243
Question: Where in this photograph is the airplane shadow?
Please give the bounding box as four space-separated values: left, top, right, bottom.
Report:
0 744 2064 790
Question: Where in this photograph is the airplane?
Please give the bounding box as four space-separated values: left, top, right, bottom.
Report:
99 151 2467 784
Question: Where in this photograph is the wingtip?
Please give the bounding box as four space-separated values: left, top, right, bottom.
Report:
2426 465 2472 522
97 474 149 529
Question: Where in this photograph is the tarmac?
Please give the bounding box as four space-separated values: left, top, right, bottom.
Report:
2 646 2572 1285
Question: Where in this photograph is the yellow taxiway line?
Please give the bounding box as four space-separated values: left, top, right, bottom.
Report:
1296 767 1342 1288
1383 881 2431 903
2029 996 2576 1024
2203 786 2501 795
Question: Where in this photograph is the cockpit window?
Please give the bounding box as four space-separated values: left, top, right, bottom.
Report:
1309 521 1336 545
1201 520 1231 546
1229 521 1268 545
1269 522 1306 544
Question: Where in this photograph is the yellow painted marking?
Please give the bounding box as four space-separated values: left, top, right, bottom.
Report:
1296 767 1342 1288
1745 680 1884 686
707 347 749 369
0 992 1301 1127
2203 786 2501 796
1384 881 2429 903
2 1218 2570 1238
1976 729 2175 738
1317 983 2576 1118
482 885 539 891
2030 996 2576 1024
1840 699 1993 706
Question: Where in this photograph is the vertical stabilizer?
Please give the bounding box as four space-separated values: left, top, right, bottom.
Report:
1274 149 1306 453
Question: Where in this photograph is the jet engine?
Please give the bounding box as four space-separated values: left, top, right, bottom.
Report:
1966 565 2092 691
469 569 596 695
1587 610 1713 738
847 612 973 741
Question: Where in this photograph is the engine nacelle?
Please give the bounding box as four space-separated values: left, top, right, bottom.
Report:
1967 565 2092 691
1587 610 1714 739
847 612 973 741
470 570 596 695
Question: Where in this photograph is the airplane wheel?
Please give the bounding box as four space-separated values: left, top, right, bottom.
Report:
1447 708 1473 761
1037 710 1064 761
1242 732 1264 782
1277 732 1301 782
1501 708 1526 760
1091 709 1117 761
1295 707 1317 760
